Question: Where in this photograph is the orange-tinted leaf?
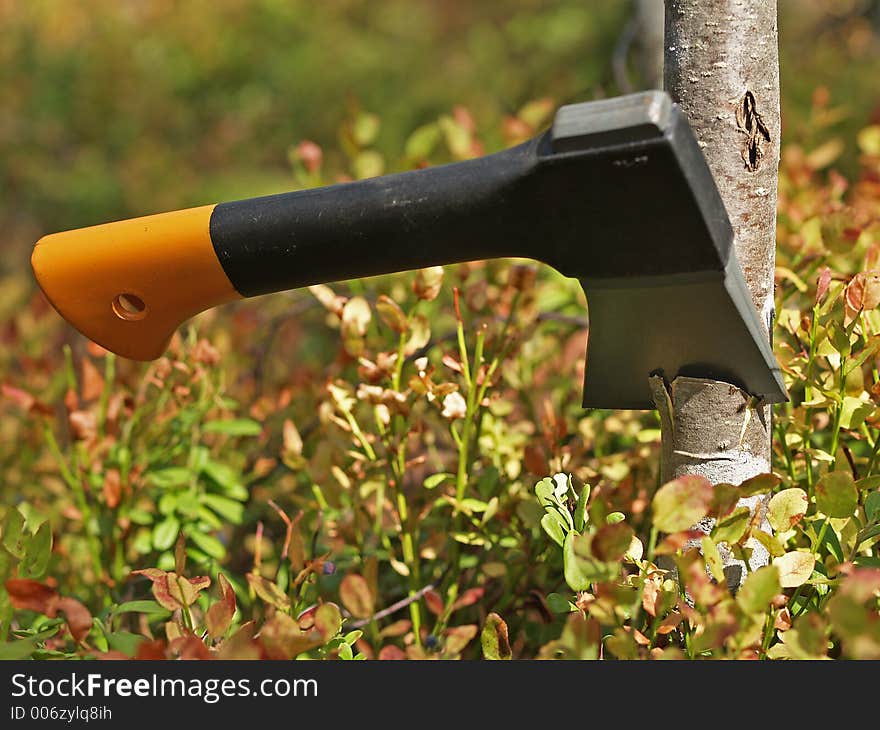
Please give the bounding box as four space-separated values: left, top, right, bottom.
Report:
5 579 57 613
246 572 290 611
652 476 713 532
816 266 832 305
68 411 97 441
170 633 212 660
592 522 635 562
379 619 411 639
134 639 167 660
845 270 880 325
413 267 444 301
378 645 407 660
103 469 121 509
444 624 478 655
339 574 374 619
80 358 104 401
480 612 511 660
132 569 178 611
452 587 485 612
375 295 407 333
56 597 92 644
653 530 704 555
314 603 342 642
206 573 236 639
424 589 444 616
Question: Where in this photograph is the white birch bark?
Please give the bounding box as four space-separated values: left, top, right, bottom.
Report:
652 0 780 589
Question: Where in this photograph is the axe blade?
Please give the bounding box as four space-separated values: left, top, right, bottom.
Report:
580 259 786 409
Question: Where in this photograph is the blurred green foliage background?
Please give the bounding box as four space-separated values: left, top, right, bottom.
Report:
2 0 879 276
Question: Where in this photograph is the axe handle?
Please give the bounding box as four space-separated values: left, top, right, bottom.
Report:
32 143 537 361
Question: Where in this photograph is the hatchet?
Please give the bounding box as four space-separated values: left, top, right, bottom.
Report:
31 91 786 409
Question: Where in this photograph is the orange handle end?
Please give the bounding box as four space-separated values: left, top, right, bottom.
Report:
31 205 241 360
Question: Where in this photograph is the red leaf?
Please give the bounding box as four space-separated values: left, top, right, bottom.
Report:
134 639 168 660
2 383 34 411
206 573 236 639
339 574 374 619
68 410 97 441
1 384 52 416
56 597 92 644
295 140 323 173
131 569 177 611
80 358 104 401
5 579 57 613
103 469 121 509
378 645 407 660
171 633 212 660
845 270 880 325
424 589 444 616
452 587 485 612
816 266 832 305
95 651 131 660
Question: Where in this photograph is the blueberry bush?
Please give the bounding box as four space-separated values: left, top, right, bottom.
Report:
1 2 880 660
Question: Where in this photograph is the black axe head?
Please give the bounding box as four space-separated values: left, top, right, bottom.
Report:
544 92 787 408
31 91 787 410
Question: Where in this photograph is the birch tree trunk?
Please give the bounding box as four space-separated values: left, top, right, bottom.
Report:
650 0 780 590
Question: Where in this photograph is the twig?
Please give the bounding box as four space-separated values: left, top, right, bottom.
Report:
612 14 637 94
349 583 435 629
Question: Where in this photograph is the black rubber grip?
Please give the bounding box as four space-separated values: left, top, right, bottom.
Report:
208 101 731 297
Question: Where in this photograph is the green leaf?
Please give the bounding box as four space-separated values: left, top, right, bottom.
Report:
563 532 615 591
202 461 248 499
352 111 380 146
857 524 880 546
1 508 26 559
865 491 880 523
768 488 809 532
481 612 512 660
107 631 146 657
702 536 725 582
752 529 786 558
405 123 441 159
424 473 452 490
0 639 36 660
201 494 245 524
540 513 566 548
817 519 845 562
148 468 191 489
111 600 171 617
737 565 780 615
546 592 574 613
839 396 873 430
711 506 751 545
816 471 858 518
203 419 262 437
856 476 880 491
563 532 591 591
652 476 713 532
19 521 52 578
152 516 180 551
573 484 590 532
738 473 781 497
187 530 226 560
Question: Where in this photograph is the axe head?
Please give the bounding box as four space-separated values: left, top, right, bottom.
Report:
542 92 786 409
